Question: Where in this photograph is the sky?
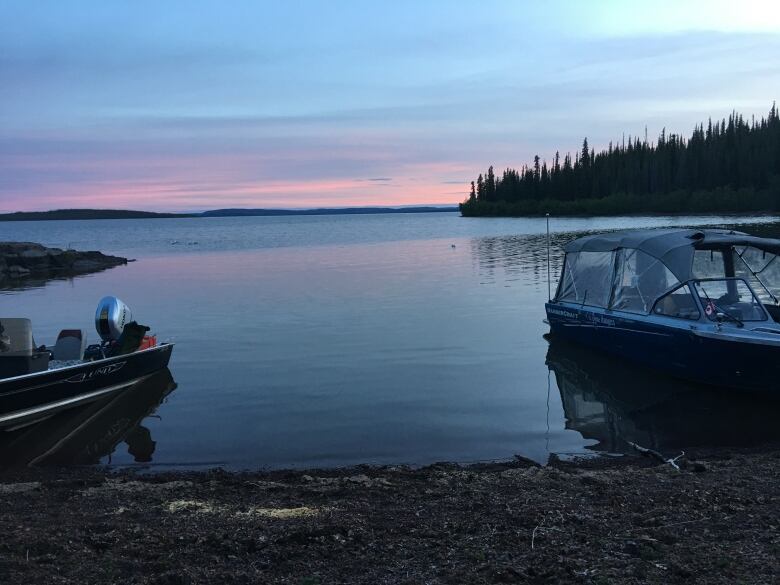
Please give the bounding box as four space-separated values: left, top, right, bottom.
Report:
2 0 780 212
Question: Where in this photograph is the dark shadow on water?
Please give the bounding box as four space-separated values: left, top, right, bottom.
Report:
546 338 780 454
0 368 176 467
1 275 79 293
0 270 120 294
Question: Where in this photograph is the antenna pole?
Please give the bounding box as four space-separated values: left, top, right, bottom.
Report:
546 213 551 302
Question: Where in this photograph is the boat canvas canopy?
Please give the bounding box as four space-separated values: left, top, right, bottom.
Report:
563 228 780 283
556 247 681 312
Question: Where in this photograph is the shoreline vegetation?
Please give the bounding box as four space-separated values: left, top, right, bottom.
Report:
0 206 458 222
461 105 780 217
0 447 777 584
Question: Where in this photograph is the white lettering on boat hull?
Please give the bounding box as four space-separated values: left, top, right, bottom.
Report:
66 361 126 383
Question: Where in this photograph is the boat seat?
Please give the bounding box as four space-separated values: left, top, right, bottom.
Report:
654 293 700 320
51 329 87 361
0 318 49 378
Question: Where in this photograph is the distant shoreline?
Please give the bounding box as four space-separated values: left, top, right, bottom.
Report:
0 206 459 222
459 187 780 218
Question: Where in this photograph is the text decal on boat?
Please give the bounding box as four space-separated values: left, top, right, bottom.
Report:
547 307 579 320
66 361 126 383
583 313 616 327
549 306 617 327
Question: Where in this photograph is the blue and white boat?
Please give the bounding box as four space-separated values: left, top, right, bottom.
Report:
545 228 780 392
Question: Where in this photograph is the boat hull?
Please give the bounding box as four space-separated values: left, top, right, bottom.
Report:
0 368 176 466
545 338 780 451
0 343 174 429
545 302 780 393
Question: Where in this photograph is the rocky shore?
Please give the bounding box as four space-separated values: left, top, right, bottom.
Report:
0 447 777 584
0 242 128 289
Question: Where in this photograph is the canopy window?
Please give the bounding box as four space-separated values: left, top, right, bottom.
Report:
557 251 615 308
732 246 780 304
692 249 727 280
610 249 680 314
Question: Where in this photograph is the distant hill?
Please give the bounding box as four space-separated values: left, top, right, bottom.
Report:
0 209 195 221
201 206 458 217
0 206 458 222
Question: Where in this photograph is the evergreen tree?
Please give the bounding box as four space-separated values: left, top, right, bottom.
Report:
580 138 590 168
486 166 496 201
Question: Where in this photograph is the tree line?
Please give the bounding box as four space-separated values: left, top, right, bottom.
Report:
461 104 780 216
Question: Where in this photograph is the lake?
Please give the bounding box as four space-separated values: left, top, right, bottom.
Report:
3 212 780 469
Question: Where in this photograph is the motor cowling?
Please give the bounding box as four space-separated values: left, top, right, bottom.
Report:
95 296 132 342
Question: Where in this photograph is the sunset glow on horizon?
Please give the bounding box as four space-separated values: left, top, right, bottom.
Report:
2 0 780 213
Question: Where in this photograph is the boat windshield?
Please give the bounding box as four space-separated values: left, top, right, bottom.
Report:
692 278 767 323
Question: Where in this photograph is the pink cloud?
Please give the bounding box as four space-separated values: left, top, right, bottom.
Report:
0 173 464 212
0 149 469 212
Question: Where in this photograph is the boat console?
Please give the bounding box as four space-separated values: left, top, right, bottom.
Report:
0 318 49 378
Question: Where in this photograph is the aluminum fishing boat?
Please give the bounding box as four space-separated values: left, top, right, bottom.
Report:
0 297 174 429
545 228 780 392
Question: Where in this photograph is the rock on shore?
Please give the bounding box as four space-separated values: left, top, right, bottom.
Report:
0 242 128 288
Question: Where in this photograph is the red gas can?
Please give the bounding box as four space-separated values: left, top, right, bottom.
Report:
138 335 157 350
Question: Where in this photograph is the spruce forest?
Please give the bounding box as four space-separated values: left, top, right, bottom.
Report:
460 105 780 216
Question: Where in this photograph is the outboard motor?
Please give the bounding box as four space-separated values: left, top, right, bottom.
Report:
95 296 132 342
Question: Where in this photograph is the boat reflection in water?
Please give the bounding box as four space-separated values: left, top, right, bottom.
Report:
0 368 176 466
546 338 780 454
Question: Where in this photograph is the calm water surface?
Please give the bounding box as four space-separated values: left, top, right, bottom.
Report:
3 212 780 469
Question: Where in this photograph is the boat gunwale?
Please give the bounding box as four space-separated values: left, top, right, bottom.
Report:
549 296 780 343
0 343 174 386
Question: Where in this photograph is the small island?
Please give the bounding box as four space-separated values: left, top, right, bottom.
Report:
461 105 780 216
0 242 128 289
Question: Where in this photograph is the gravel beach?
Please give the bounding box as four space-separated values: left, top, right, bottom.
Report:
0 446 777 584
